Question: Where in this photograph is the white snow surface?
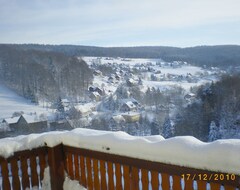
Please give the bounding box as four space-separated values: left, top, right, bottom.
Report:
41 167 51 190
63 177 86 190
0 84 53 120
0 128 239 175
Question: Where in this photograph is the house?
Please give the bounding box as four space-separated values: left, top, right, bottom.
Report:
50 120 72 131
69 104 92 118
68 117 91 128
89 86 103 96
126 78 136 87
95 87 103 96
120 101 137 112
90 91 101 101
18 114 48 133
109 115 125 131
4 114 48 134
93 70 102 76
120 99 139 112
115 74 121 81
184 93 196 101
62 99 71 107
108 76 114 83
2 116 20 131
122 112 140 123
89 86 95 92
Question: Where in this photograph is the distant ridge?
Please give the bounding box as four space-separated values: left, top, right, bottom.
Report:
1 44 240 67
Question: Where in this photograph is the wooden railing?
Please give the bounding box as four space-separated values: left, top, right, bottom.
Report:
0 143 239 190
0 147 48 189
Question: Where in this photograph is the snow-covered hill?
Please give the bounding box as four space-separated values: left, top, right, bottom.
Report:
0 84 53 120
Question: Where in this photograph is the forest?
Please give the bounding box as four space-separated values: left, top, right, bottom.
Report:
174 75 240 141
2 44 240 67
0 45 92 103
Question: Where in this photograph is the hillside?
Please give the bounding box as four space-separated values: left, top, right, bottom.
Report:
0 45 93 102
0 83 51 119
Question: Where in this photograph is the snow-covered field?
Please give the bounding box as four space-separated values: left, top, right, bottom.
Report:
83 56 161 66
0 84 53 120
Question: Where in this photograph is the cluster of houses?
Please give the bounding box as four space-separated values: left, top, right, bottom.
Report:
0 113 73 138
65 97 142 132
1 114 48 137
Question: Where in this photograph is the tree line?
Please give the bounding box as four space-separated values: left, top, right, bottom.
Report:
4 44 240 68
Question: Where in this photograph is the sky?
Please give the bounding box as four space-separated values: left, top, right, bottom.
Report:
0 0 240 47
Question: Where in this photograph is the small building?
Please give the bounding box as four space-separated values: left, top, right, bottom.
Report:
62 99 71 107
2 116 20 130
95 87 103 96
69 105 92 118
89 86 104 96
184 93 196 101
4 114 48 134
120 101 137 112
93 70 102 76
89 86 95 92
115 74 121 81
126 78 136 87
109 115 125 131
122 112 140 123
120 99 139 112
18 114 48 133
108 76 114 83
50 120 72 131
90 91 101 101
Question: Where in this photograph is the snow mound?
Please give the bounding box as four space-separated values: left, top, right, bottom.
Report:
0 128 240 175
63 177 86 190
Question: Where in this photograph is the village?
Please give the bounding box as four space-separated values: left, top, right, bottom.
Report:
0 57 224 138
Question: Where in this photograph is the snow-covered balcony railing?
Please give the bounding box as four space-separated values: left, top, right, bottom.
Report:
0 129 240 190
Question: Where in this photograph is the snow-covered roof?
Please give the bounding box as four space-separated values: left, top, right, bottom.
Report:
21 114 47 124
62 99 70 103
124 101 136 109
111 115 125 123
3 116 20 124
122 112 140 116
120 98 137 103
127 78 135 83
74 104 92 113
186 93 196 97
0 128 239 175
91 91 100 97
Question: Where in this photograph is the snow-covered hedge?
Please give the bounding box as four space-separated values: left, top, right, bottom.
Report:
0 128 240 175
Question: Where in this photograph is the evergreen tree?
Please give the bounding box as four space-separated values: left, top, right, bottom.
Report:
162 117 175 138
208 121 218 142
150 121 160 135
138 77 143 85
55 96 65 119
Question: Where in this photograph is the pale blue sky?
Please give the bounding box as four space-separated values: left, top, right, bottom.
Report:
0 0 240 47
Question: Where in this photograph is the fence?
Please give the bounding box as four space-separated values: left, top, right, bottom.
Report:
0 143 239 190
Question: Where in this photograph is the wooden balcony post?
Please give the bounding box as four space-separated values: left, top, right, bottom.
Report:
48 144 65 190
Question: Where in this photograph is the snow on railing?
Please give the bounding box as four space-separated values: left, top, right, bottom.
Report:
0 128 239 190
